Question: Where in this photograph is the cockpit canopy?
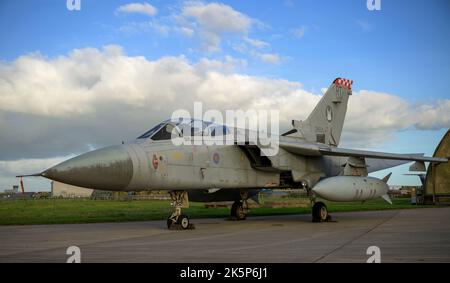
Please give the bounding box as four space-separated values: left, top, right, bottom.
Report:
137 118 230 141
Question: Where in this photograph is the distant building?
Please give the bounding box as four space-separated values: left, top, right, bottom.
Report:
389 185 402 191
51 181 93 198
424 129 450 205
4 185 19 194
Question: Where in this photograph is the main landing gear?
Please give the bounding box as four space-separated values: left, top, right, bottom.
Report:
231 200 248 220
307 186 331 223
167 190 195 230
230 191 249 220
312 201 331 222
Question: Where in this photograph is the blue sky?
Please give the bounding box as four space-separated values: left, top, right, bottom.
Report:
0 0 449 191
1 0 450 99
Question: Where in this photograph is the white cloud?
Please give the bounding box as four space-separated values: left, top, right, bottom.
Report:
177 1 254 51
118 21 170 36
341 90 450 148
0 156 73 176
175 26 195 37
291 26 307 38
1 45 449 163
0 45 145 117
416 100 450 130
0 45 312 160
115 2 271 56
233 40 279 64
0 155 76 192
181 2 251 34
116 2 158 17
194 56 247 74
243 36 269 49
258 53 281 64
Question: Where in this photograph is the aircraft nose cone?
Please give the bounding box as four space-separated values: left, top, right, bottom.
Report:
42 145 133 190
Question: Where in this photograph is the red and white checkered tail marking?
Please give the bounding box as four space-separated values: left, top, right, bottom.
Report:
333 78 353 90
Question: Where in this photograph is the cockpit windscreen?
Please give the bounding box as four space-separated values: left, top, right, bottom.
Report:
137 119 230 141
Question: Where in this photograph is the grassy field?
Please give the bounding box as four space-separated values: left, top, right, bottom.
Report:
0 196 437 225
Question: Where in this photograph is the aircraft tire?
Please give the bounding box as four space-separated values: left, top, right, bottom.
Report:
312 201 328 222
177 214 190 229
231 201 247 220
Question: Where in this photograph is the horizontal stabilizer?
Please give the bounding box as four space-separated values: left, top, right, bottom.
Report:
278 140 448 163
319 147 448 163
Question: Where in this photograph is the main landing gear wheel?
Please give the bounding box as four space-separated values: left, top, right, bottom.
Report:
312 201 331 222
231 200 247 220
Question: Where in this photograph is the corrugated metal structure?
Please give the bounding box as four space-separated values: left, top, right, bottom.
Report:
424 130 450 204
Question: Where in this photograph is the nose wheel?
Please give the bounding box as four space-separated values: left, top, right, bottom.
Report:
167 191 195 230
167 214 190 229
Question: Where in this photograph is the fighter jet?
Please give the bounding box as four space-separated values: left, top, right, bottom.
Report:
19 78 448 229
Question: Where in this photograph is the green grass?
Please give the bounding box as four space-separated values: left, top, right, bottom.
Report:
0 197 436 225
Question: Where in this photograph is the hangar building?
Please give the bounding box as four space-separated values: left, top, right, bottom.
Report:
425 129 450 204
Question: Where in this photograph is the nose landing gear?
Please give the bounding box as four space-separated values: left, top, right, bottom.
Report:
167 191 195 230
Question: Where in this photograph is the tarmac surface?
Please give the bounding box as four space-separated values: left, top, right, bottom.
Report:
1 207 450 263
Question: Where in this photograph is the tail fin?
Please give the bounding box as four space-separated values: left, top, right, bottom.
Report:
284 78 353 146
382 172 392 183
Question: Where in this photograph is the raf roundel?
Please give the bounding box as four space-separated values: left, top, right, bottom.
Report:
152 154 159 170
213 153 220 164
